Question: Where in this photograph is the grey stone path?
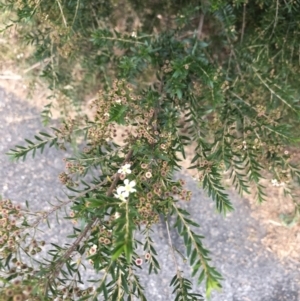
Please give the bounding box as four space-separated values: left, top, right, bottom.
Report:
0 87 299 300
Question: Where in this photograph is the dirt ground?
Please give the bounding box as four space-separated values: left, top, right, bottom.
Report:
181 137 300 264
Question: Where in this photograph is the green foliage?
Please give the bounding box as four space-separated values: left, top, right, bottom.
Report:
173 205 223 297
1 0 300 300
170 273 204 301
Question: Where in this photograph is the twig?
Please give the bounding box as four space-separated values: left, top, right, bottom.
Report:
227 35 242 76
172 203 209 274
271 0 279 37
165 218 187 298
54 217 98 271
91 7 101 28
197 13 205 40
91 260 114 299
50 42 57 91
72 0 81 27
49 148 134 280
252 67 297 113
165 219 180 272
23 56 54 74
56 0 68 28
241 3 246 43
99 36 144 45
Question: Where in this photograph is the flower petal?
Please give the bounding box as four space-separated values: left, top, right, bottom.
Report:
129 180 136 188
117 186 126 194
122 191 130 198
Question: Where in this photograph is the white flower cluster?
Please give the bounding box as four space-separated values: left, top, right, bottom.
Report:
115 164 136 202
271 179 285 187
16 53 24 59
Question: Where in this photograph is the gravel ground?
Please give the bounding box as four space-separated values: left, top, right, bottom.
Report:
0 87 299 301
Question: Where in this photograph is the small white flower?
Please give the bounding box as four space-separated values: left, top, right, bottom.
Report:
114 186 127 202
271 179 279 187
135 258 143 265
118 163 132 175
104 112 110 117
145 171 152 178
122 179 136 197
115 98 122 104
89 244 98 255
114 212 121 219
70 256 81 267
